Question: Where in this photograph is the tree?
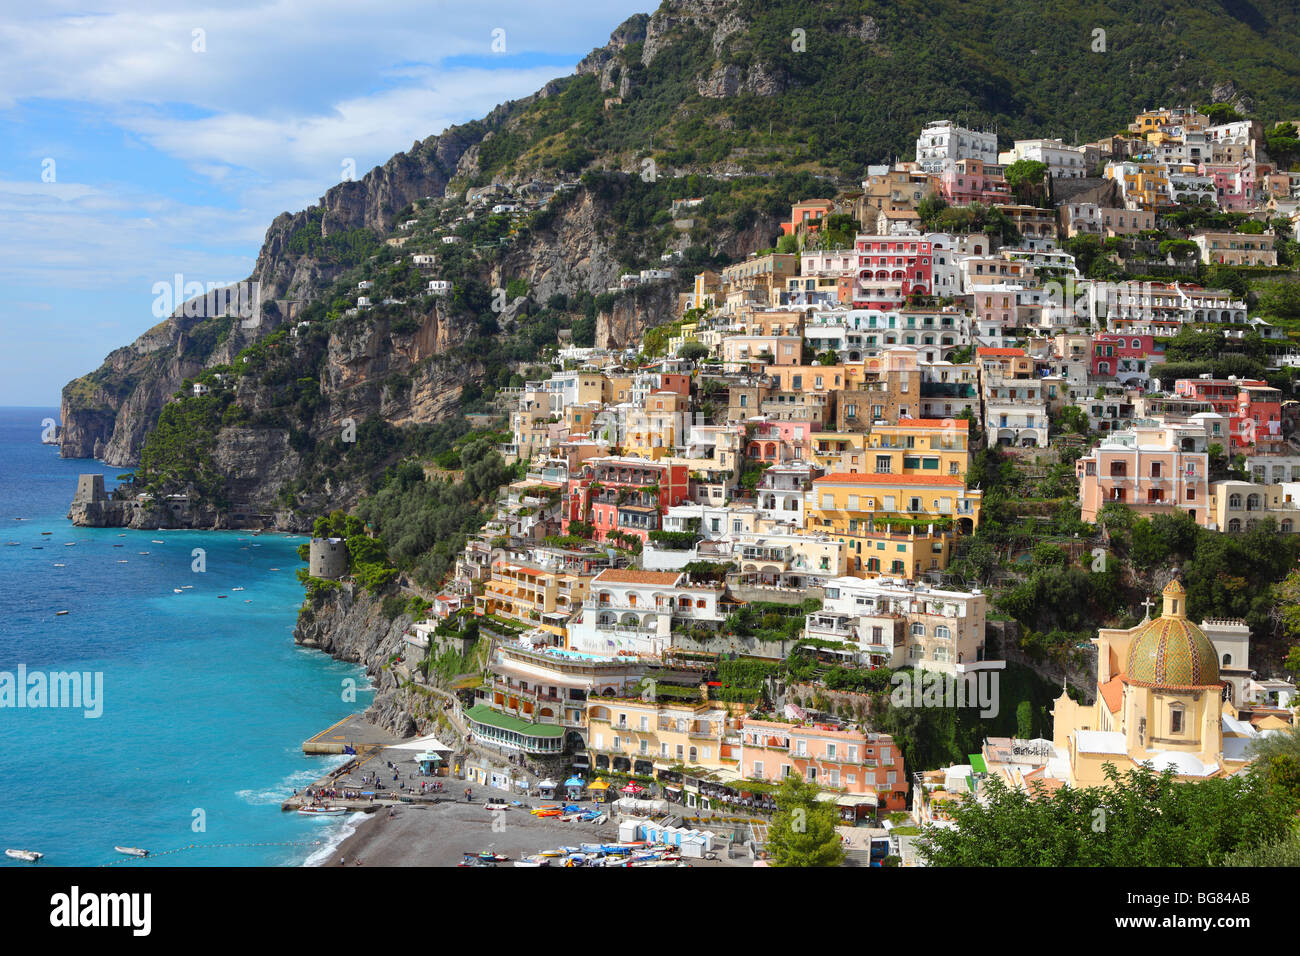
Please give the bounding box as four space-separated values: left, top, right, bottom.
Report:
919 763 1291 866
766 774 844 867
677 340 709 362
1258 281 1300 321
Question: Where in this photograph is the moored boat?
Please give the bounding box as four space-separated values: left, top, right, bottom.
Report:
5 849 42 863
297 806 346 816
114 846 149 858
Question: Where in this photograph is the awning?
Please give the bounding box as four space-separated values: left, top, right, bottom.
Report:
835 793 877 808
563 776 586 787
969 754 988 773
538 779 558 788
587 779 611 791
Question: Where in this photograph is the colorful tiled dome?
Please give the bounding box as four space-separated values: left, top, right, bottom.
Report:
1125 580 1220 689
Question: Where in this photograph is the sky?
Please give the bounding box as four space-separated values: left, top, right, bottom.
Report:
0 0 652 407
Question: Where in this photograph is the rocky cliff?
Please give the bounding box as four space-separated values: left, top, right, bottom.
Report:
61 122 489 469
294 584 420 737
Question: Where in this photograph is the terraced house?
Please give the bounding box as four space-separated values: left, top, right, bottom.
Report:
804 472 981 580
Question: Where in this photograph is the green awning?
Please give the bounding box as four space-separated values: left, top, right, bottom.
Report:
464 704 564 738
969 754 987 773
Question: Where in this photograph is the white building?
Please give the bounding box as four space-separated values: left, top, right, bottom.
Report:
809 576 995 674
567 569 726 657
915 120 999 173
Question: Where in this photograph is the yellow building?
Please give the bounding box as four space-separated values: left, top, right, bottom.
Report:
625 391 690 461
1051 579 1253 787
602 372 634 406
804 473 982 579
474 561 594 640
1106 162 1171 211
586 696 738 776
810 431 868 473
865 419 970 479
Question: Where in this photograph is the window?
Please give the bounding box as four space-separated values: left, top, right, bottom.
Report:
1169 704 1184 735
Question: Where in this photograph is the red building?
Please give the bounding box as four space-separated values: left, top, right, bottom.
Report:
1091 333 1162 383
1173 377 1283 451
562 457 690 545
853 236 933 310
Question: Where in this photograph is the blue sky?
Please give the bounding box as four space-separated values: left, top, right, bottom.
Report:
0 0 652 406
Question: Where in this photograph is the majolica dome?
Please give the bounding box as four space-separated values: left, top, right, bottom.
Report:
1124 579 1220 689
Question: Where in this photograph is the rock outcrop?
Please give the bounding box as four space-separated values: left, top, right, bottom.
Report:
294 584 419 737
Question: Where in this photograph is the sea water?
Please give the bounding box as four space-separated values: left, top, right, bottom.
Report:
0 407 375 866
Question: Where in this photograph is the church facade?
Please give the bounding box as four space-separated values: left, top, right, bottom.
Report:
1051 579 1260 786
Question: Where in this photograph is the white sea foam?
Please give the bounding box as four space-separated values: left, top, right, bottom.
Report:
236 756 351 805
302 811 369 867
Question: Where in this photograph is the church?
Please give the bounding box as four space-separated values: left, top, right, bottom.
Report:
1051 578 1270 786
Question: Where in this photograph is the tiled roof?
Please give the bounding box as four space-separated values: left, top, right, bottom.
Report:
976 347 1025 356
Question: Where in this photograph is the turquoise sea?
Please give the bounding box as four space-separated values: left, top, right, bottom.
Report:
0 407 375 866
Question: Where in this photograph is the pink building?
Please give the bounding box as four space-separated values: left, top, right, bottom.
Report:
1198 160 1257 212
745 419 813 463
738 719 907 815
936 158 1012 206
1076 422 1211 525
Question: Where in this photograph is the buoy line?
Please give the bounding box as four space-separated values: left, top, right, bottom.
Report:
98 840 327 865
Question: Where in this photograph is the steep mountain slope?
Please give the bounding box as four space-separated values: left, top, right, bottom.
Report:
59 0 1300 488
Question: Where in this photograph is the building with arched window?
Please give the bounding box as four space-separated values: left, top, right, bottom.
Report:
1051 579 1271 787
1208 480 1300 534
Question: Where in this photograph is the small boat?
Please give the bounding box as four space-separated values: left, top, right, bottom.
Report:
5 849 42 863
231 587 244 591
31 546 42 550
5 541 19 546
41 531 52 536
217 595 227 599
297 806 346 816
181 585 193 589
53 563 65 568
483 801 511 812
152 540 163 544
55 611 69 616
113 544 123 548
64 542 75 547
477 850 509 862
457 854 495 867
269 567 280 571
174 589 183 594
114 846 148 858
117 560 128 563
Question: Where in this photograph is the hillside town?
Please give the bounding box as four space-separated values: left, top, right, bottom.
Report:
303 106 1300 865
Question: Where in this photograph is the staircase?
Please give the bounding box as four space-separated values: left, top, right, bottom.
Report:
842 847 873 867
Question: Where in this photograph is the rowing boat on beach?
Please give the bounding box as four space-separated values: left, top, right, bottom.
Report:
297 806 346 816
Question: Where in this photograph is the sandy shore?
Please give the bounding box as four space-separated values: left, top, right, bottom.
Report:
320 797 618 866
318 789 743 867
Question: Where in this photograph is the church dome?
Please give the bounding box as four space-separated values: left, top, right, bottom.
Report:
1124 580 1220 689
